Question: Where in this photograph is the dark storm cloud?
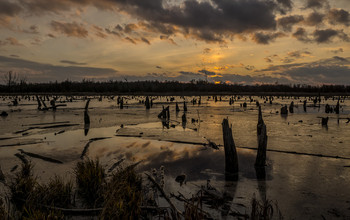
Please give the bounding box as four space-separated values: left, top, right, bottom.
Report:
0 56 118 82
60 60 87 65
0 1 22 16
304 0 329 9
327 8 350 26
313 29 349 43
304 12 325 26
251 32 286 44
198 69 216 76
259 56 350 85
277 15 304 32
50 21 88 38
5 0 282 43
276 0 293 14
292 27 310 42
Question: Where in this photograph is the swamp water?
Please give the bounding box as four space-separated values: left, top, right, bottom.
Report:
0 95 350 219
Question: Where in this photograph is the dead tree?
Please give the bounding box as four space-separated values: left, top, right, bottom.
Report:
221 118 238 180
255 106 268 167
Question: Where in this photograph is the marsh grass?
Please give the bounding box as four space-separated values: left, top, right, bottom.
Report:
23 207 64 220
75 159 106 208
250 195 283 220
29 175 73 208
9 162 36 210
101 166 142 219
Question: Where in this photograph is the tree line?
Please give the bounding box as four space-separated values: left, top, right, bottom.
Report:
1 72 350 94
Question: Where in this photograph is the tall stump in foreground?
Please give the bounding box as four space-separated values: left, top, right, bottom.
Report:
255 106 267 167
222 118 238 180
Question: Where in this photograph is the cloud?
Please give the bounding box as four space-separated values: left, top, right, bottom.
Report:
141 37 150 45
330 48 344 54
0 1 21 16
292 27 310 42
327 8 350 26
50 21 88 38
287 50 311 58
0 37 23 46
304 0 329 9
251 32 286 44
259 56 350 85
277 15 304 32
156 66 162 69
124 37 136 44
313 29 349 43
60 60 87 65
198 69 216 76
304 12 325 26
0 56 118 82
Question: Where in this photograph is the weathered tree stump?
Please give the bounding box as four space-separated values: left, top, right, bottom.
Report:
84 99 90 136
289 101 294 113
221 118 238 180
303 100 307 112
335 99 340 114
183 101 187 112
175 102 180 112
322 117 329 126
255 106 268 167
281 105 288 115
145 96 151 109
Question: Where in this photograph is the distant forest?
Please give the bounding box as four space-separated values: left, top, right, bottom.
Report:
1 79 350 95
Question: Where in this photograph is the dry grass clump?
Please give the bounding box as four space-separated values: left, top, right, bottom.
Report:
101 166 142 219
29 175 73 208
23 208 64 220
250 195 283 220
75 158 106 208
9 162 36 210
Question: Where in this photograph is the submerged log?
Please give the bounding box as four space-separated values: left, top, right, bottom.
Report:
255 106 268 167
221 118 238 180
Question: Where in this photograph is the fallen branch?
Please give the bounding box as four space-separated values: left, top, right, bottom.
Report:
18 149 63 164
145 173 182 219
80 137 111 159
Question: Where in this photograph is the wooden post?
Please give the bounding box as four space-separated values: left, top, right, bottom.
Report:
221 118 238 180
255 106 267 167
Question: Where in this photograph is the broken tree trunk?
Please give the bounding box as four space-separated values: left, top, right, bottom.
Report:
145 96 151 109
255 106 268 167
84 99 90 136
176 102 180 112
221 118 238 180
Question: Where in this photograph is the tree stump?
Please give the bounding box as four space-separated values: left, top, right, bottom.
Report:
145 96 151 109
221 118 238 180
255 106 268 167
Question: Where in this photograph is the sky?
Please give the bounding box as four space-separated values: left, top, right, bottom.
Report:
0 0 349 85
